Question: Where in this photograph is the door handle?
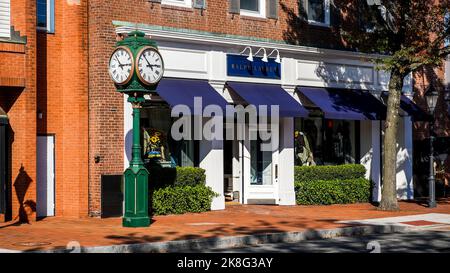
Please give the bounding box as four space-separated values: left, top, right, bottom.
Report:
275 164 278 180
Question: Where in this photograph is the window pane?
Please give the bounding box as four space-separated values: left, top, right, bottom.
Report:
294 118 322 166
241 0 259 12
250 138 273 185
37 0 47 28
141 106 196 167
308 0 325 23
294 118 357 166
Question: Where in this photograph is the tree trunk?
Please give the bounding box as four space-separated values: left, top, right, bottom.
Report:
379 70 404 211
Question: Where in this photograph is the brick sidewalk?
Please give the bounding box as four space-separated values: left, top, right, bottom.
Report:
0 201 449 252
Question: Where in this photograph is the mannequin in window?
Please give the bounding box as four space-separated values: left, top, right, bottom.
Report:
295 131 315 166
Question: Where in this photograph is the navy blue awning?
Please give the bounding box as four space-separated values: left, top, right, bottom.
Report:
226 82 309 117
296 87 387 120
400 95 430 121
155 78 228 112
381 92 430 121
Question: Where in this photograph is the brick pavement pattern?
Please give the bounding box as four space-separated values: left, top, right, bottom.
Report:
0 202 449 252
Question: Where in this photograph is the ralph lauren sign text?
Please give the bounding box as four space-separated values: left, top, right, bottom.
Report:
227 54 281 79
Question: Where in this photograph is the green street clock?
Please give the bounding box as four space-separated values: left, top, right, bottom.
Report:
108 30 165 94
108 30 164 228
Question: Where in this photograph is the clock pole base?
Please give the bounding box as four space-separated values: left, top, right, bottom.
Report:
122 216 150 228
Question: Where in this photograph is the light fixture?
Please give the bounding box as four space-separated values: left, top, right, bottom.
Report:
254 48 268 62
239 46 253 62
268 49 281 63
425 85 439 115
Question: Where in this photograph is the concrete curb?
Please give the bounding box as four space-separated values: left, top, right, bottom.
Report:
0 248 21 253
10 224 413 253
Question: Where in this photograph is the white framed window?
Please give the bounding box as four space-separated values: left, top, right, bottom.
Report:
37 0 55 33
240 0 266 18
0 0 10 38
304 0 330 26
162 0 192 8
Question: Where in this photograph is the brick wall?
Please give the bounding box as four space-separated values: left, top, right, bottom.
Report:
36 0 89 218
86 0 345 215
0 0 37 222
1 0 448 220
412 66 449 140
86 0 450 214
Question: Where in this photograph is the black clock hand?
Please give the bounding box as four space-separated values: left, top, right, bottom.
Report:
115 55 125 70
143 55 153 70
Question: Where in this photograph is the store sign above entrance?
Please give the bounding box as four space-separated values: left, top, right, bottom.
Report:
227 54 281 79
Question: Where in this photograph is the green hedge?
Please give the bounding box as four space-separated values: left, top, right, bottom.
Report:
174 167 206 186
294 164 366 183
295 178 371 205
147 165 206 189
152 185 218 215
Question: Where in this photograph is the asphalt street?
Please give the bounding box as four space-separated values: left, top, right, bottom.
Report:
203 230 450 253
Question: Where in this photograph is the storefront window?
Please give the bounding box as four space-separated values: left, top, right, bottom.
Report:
141 105 197 167
250 137 273 185
294 118 359 166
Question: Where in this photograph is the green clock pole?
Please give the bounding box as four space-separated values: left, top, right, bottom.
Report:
109 31 162 227
122 95 150 227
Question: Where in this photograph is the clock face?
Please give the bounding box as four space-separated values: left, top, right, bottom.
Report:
136 47 164 85
109 47 134 85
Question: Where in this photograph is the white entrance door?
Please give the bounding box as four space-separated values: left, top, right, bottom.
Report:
37 135 55 217
243 132 279 204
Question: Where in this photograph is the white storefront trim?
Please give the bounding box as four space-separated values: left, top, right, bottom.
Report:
120 22 416 211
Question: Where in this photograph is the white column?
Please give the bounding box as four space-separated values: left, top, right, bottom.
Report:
124 95 133 170
232 139 242 202
359 120 373 181
242 134 251 204
278 117 296 205
371 121 382 202
199 118 225 210
396 116 414 200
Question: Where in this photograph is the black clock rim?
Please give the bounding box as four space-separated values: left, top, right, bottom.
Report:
135 46 165 86
108 46 135 86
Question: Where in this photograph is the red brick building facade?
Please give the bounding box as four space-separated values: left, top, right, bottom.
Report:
1 0 448 221
1 0 88 221
0 0 37 222
86 0 348 216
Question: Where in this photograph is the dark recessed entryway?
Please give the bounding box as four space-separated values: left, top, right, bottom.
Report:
0 106 8 215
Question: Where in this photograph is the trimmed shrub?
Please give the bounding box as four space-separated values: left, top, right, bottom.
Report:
174 167 206 187
294 164 366 183
147 165 206 189
152 185 218 215
295 178 371 205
